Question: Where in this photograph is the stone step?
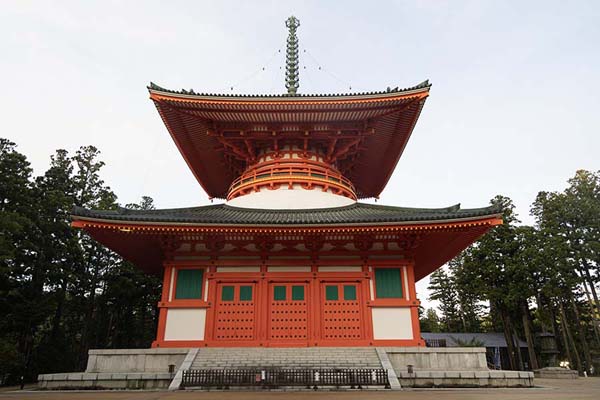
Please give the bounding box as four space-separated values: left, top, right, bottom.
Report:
190 347 382 370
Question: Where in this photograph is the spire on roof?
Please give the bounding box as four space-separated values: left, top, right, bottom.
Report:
285 16 300 95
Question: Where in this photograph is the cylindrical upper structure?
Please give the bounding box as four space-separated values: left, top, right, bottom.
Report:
226 146 356 209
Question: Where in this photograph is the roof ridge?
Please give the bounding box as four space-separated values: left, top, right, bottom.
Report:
71 201 503 226
147 80 431 98
73 201 503 216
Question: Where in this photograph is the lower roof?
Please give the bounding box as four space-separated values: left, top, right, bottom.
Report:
71 202 502 280
72 202 501 226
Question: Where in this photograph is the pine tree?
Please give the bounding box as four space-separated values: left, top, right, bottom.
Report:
428 269 461 331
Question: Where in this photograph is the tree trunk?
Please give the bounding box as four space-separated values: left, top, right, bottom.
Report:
50 282 66 340
582 263 600 308
79 262 99 369
570 296 593 374
580 277 600 347
500 307 517 370
512 326 525 370
536 293 549 333
559 301 582 374
521 302 539 370
581 266 600 345
558 302 574 368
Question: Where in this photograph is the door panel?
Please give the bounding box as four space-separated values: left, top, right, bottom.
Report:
321 282 364 341
268 282 309 342
213 283 256 341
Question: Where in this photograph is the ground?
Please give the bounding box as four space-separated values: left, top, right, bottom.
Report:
1 378 599 400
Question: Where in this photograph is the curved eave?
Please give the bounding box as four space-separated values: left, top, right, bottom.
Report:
71 213 502 231
148 88 431 104
147 81 431 102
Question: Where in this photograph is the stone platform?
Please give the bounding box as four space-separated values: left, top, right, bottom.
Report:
38 348 189 389
534 367 579 379
37 347 534 390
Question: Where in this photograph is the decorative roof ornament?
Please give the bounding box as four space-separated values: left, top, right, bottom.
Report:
285 16 300 95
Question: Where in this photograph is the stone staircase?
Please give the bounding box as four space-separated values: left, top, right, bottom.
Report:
190 347 382 370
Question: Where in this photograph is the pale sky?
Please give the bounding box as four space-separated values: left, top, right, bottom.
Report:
2 1 599 309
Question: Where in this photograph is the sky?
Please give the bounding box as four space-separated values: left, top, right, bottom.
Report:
2 1 599 309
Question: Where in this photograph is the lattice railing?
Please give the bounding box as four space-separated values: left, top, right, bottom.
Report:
228 160 356 200
181 368 389 389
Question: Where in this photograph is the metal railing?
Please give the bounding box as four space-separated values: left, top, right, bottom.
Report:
181 368 389 389
425 338 447 348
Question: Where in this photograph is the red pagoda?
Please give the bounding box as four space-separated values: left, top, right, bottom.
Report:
72 17 501 348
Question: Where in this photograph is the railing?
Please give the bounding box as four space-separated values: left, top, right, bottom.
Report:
181 368 389 389
227 160 356 200
425 339 447 348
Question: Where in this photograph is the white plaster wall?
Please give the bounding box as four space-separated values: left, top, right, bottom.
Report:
164 309 206 341
227 186 355 209
372 308 413 340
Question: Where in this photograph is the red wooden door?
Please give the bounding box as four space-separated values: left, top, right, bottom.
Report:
267 282 309 344
213 283 257 342
320 282 364 342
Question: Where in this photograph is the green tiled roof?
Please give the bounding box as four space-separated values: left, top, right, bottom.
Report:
72 202 501 226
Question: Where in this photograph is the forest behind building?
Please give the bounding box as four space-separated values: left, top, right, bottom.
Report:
1 138 599 383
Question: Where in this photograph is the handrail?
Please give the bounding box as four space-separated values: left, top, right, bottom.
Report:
227 159 356 200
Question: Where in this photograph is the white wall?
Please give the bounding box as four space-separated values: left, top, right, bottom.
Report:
164 309 206 341
227 186 355 209
372 307 413 340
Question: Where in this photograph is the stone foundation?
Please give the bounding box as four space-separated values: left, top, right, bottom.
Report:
37 372 173 390
85 348 189 373
38 348 190 390
397 370 534 387
37 346 534 390
385 347 488 371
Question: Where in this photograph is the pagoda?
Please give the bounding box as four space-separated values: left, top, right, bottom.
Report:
72 17 501 348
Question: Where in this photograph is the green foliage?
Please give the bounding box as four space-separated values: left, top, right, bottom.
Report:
419 308 442 333
0 139 161 384
428 172 600 373
428 268 461 331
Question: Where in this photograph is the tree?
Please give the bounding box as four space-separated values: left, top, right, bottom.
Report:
530 172 600 375
0 139 40 383
428 268 461 332
451 196 531 370
0 139 163 383
420 308 442 333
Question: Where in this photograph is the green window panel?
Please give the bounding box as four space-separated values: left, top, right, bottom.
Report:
174 269 203 299
375 268 403 298
240 286 253 301
291 286 305 301
343 285 357 300
221 285 234 301
325 285 338 301
274 286 286 301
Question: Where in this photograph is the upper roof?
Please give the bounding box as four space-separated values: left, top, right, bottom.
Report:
148 81 431 99
72 202 501 226
148 81 431 199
